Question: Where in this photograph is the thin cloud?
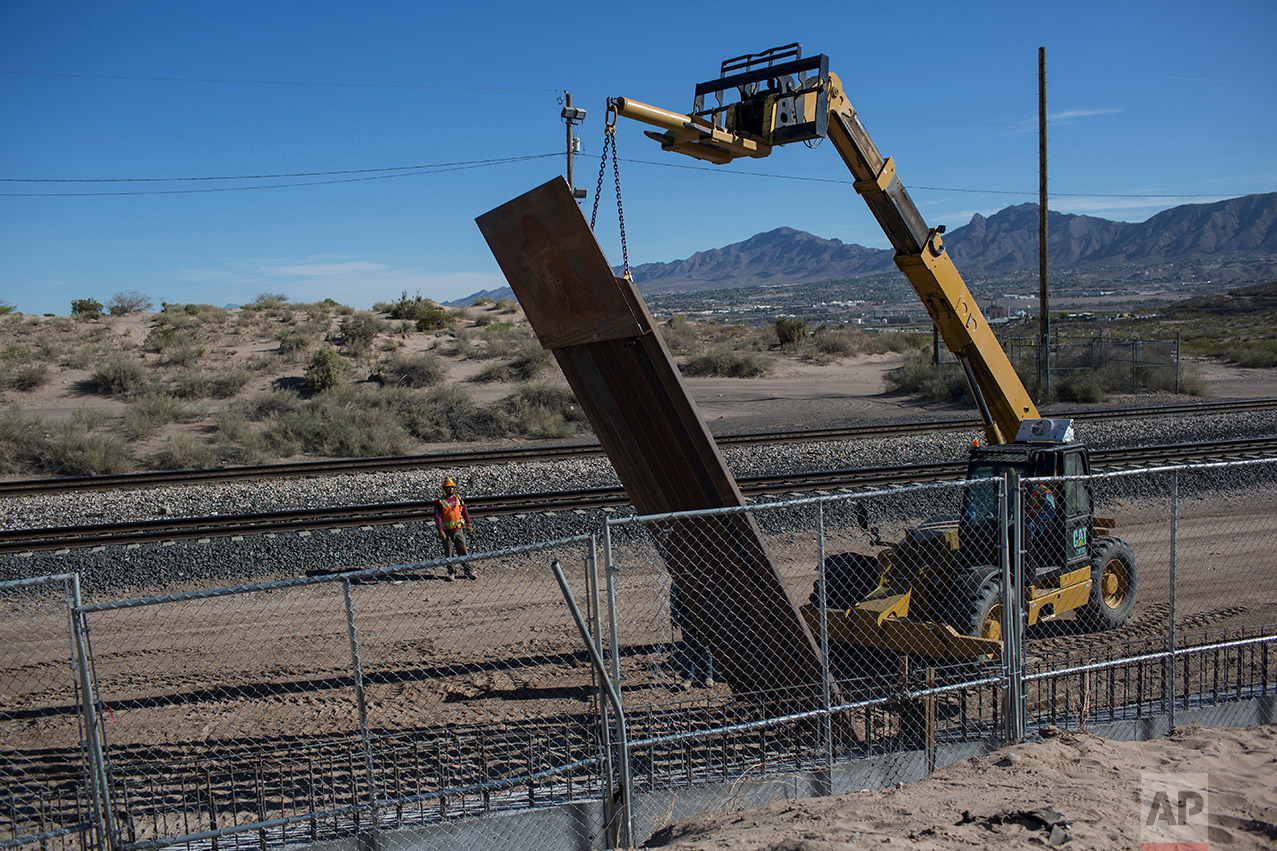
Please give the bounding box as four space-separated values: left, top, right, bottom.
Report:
1048 108 1124 121
267 260 390 277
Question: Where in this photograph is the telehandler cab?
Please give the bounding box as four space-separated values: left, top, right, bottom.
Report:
612 44 1138 657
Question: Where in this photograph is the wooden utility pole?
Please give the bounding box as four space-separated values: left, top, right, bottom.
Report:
1038 47 1050 392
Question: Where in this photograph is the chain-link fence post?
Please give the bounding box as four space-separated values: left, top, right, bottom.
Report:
342 578 379 845
70 575 116 851
816 502 834 781
1002 475 1026 743
1168 469 1179 729
551 551 632 849
588 532 617 819
601 520 634 848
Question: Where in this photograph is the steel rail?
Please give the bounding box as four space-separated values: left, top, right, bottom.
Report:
4 437 1275 554
3 397 1275 498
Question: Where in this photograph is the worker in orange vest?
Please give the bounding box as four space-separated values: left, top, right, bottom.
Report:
434 477 475 580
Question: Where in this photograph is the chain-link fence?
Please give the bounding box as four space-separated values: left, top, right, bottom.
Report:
3 456 1275 851
1001 333 1183 394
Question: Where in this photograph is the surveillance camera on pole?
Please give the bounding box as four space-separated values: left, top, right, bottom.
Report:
561 94 588 200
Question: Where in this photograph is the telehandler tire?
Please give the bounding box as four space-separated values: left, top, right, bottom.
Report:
963 576 1005 644
1079 536 1138 630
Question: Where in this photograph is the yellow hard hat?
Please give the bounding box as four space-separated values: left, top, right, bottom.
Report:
442 477 456 489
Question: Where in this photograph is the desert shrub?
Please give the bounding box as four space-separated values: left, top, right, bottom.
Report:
472 312 495 327
0 407 46 474
510 342 552 381
1222 340 1277 368
69 408 111 431
162 344 205 367
383 352 446 388
472 297 495 308
169 367 252 399
303 348 348 393
0 300 15 315
251 292 290 310
1053 371 1108 404
39 424 132 476
659 316 700 355
4 362 49 391
496 298 518 314
415 304 453 332
149 434 219 471
478 322 521 358
143 325 182 352
276 326 323 360
260 386 412 457
107 289 153 315
90 354 150 397
863 330 928 355
121 392 206 440
773 316 808 346
494 383 587 439
239 390 300 421
339 313 383 354
883 355 969 402
682 347 774 378
473 362 514 383
809 328 858 361
71 298 104 319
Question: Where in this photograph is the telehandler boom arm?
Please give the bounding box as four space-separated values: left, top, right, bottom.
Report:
613 45 1039 444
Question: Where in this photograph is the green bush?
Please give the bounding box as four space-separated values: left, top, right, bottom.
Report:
4 362 49 391
495 383 587 439
276 327 321 360
415 305 454 332
773 316 808 346
90 354 150 397
260 386 412 457
121 392 206 440
303 348 348 393
683 347 774 378
39 424 132 476
660 316 700 355
1053 371 1108 404
149 434 219 470
0 406 46 474
339 313 383 353
883 355 969 402
383 352 446 387
71 298 104 319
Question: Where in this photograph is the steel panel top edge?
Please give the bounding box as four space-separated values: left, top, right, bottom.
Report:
476 177 649 349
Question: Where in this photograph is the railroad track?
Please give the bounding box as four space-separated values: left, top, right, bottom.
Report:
3 437 1275 554
3 397 1276 498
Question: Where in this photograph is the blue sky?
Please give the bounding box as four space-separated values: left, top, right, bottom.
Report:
2 0 1274 316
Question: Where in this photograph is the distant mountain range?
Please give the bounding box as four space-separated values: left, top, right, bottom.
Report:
458 192 1277 302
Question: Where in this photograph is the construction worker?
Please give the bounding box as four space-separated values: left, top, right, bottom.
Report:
434 477 475 580
1026 482 1058 570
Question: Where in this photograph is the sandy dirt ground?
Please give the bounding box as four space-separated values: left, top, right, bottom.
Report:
644 723 1277 850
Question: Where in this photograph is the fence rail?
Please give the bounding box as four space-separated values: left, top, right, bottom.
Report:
2 456 1274 851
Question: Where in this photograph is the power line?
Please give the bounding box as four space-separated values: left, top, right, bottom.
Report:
0 69 571 95
618 157 1247 199
0 154 560 196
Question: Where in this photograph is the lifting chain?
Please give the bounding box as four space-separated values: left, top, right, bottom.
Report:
589 99 632 281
